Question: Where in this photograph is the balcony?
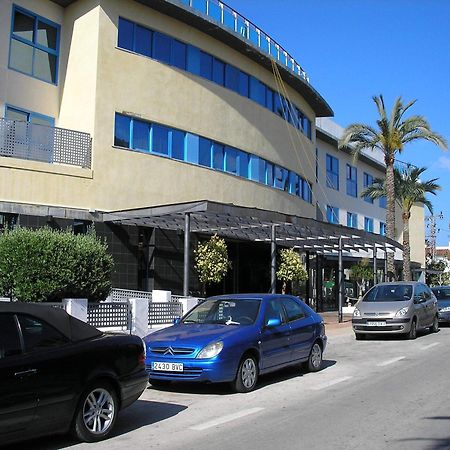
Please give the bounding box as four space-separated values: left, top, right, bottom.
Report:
179 0 309 82
0 118 92 169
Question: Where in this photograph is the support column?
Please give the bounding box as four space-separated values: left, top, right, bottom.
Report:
384 245 388 282
373 244 377 285
183 213 190 297
338 237 343 323
271 225 276 294
305 251 310 305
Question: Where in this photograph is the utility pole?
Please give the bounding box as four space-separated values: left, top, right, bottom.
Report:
426 212 444 261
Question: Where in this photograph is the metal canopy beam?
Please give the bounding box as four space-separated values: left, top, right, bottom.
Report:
103 200 402 253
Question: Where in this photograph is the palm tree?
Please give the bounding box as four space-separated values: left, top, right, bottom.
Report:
339 95 447 278
362 166 441 281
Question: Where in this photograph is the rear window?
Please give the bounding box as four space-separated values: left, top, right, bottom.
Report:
432 288 450 300
363 284 413 302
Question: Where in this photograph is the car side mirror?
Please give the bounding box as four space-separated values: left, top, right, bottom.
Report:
265 318 281 328
173 317 181 325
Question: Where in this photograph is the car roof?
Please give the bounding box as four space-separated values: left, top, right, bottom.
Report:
0 302 102 341
207 293 299 301
374 282 420 286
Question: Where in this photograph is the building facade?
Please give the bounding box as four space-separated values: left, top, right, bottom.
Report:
0 0 424 304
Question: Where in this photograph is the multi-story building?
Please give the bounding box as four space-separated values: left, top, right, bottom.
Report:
0 0 423 307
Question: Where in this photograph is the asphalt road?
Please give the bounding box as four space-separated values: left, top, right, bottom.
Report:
28 325 450 450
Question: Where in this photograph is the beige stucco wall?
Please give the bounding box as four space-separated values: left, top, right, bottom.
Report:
405 204 426 267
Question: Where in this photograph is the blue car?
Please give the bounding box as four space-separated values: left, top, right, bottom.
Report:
143 294 327 392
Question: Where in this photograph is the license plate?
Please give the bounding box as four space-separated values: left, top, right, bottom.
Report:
367 321 386 326
152 362 184 372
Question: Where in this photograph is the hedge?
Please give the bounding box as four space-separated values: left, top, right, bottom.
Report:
0 227 114 302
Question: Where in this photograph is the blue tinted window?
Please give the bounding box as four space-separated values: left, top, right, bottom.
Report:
364 217 374 233
347 212 358 228
225 64 239 92
225 147 237 174
274 166 289 191
379 196 387 208
326 154 339 190
238 151 249 177
135 25 152 57
153 32 171 64
200 51 212 79
249 77 265 107
114 114 131 148
212 143 225 170
266 88 274 111
186 133 199 163
249 155 262 182
327 206 339 224
172 40 186 70
152 124 169 155
133 120 150 151
346 164 357 197
380 222 386 236
302 179 312 203
187 45 200 75
238 71 249 97
305 118 312 139
199 137 212 167
118 18 134 50
266 162 274 186
274 93 284 117
289 172 300 196
171 129 185 160
363 172 374 203
212 58 225 85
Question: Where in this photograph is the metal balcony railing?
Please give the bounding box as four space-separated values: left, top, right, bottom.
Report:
0 118 92 168
180 0 309 82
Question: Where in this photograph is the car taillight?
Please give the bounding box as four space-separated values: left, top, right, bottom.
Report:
138 351 145 367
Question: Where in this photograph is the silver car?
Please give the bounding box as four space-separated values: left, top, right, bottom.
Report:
352 282 439 340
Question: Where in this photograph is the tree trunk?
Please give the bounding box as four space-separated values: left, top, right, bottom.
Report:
385 157 396 279
402 211 411 281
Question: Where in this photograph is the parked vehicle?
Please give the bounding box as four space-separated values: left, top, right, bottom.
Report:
143 294 327 393
0 302 148 445
352 282 439 340
431 286 450 323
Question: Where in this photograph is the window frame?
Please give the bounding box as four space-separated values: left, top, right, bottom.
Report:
326 205 339 224
347 212 358 229
9 4 60 85
5 104 55 126
346 163 357 197
364 216 374 233
363 172 374 204
326 154 339 191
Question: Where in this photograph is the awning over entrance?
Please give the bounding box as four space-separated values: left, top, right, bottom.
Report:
103 200 401 254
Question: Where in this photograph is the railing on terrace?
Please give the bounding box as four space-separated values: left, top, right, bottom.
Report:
87 302 131 328
149 301 183 325
110 288 152 302
179 0 309 82
0 118 92 168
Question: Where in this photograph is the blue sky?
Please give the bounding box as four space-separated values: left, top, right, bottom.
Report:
225 0 450 245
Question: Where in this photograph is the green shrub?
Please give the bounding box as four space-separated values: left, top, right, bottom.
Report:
0 227 113 302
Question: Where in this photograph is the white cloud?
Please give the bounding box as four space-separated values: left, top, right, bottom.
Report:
434 156 450 171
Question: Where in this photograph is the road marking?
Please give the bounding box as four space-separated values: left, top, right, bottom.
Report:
377 356 405 367
420 342 440 350
312 376 353 390
190 407 264 431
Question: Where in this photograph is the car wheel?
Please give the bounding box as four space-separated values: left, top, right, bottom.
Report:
149 379 171 388
430 315 439 333
233 354 258 393
355 333 366 340
408 319 417 340
307 342 323 372
73 383 118 443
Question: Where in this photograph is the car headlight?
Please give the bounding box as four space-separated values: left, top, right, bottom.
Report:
197 341 223 359
353 308 361 317
440 306 450 312
395 307 409 317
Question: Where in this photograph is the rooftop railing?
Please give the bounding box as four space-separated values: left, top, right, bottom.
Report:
179 0 309 83
0 118 92 169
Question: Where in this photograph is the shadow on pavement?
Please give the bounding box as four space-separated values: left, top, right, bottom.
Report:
396 416 450 450
150 359 337 395
4 399 186 450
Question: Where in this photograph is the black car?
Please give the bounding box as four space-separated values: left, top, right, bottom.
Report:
431 286 450 323
0 302 148 445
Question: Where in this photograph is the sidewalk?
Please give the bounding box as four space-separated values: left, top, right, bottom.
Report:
319 311 353 336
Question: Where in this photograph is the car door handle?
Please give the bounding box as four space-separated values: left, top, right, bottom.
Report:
14 369 37 378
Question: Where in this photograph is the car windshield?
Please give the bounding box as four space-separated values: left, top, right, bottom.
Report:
182 299 261 325
432 287 450 300
363 284 413 302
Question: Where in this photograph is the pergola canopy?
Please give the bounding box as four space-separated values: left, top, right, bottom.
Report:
103 200 401 254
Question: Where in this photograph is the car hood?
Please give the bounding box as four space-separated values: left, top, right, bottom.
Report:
144 323 253 349
357 300 410 317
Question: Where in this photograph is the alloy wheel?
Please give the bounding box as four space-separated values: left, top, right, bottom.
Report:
241 357 257 389
310 343 322 369
82 388 115 435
